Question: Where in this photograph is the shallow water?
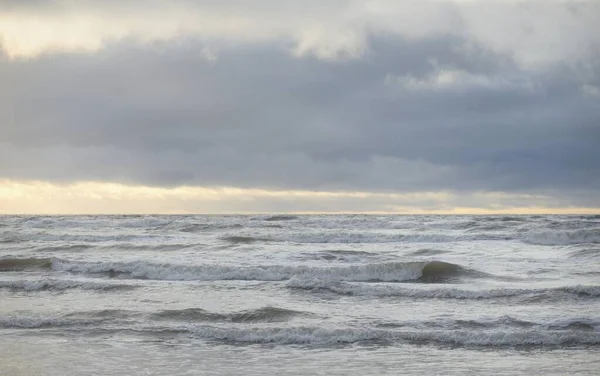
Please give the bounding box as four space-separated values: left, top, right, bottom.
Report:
1 215 599 375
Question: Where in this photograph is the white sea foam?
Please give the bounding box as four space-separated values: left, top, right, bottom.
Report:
51 258 447 282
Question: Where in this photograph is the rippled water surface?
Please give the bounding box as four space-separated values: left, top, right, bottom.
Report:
1 215 599 375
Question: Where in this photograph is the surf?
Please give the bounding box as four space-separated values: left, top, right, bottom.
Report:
49 258 487 283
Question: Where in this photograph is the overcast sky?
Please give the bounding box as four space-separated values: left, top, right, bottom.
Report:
1 0 599 214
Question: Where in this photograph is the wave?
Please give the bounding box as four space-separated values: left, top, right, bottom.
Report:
407 248 451 257
524 229 600 245
63 310 137 320
221 236 268 244
177 223 243 233
0 257 52 271
50 258 481 283
0 279 137 292
286 278 600 300
151 307 304 323
378 316 600 331
297 250 381 262
186 325 600 347
3 313 598 348
9 230 185 244
0 233 23 243
99 243 194 252
548 318 599 331
269 232 510 244
483 216 527 222
262 215 299 222
0 316 105 329
32 244 94 253
0 309 136 329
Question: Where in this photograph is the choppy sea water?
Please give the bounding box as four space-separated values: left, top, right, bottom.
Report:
1 215 599 375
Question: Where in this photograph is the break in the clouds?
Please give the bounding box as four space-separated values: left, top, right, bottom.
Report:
0 0 599 213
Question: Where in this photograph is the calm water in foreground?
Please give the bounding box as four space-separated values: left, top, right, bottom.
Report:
1 215 599 375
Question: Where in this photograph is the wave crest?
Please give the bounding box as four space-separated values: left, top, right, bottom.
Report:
51 258 479 283
187 325 600 346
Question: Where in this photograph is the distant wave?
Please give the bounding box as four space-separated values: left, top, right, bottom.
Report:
485 216 527 222
262 215 299 222
151 306 305 323
266 232 509 244
221 236 269 244
32 244 93 253
0 279 136 292
177 223 243 233
0 316 105 329
286 278 600 300
9 233 173 243
0 309 137 329
524 229 600 245
98 243 195 252
63 310 137 320
406 249 451 257
50 258 483 283
296 250 383 262
34 243 197 253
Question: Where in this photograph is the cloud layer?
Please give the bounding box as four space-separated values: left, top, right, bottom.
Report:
1 0 599 212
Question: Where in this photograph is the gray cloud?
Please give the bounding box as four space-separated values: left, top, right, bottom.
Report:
1 1 599 209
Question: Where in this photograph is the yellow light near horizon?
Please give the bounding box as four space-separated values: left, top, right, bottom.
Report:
0 179 598 215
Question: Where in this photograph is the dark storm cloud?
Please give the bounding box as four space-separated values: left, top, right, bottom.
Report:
1 1 599 208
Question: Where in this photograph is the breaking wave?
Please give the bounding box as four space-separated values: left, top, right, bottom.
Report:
186 325 600 347
50 259 482 283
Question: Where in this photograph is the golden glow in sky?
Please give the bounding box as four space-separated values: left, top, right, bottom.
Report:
0 180 597 215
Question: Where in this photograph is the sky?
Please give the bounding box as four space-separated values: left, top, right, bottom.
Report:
0 0 599 214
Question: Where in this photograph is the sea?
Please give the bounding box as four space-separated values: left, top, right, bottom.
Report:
1 214 599 375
